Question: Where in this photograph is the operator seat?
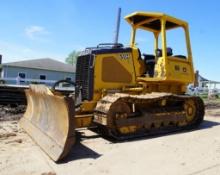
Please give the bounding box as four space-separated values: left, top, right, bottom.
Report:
143 54 155 77
156 47 173 57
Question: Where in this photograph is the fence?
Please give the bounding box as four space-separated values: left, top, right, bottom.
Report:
0 77 57 86
0 77 75 93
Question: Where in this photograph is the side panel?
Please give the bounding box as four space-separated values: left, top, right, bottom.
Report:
94 52 136 93
78 50 137 112
154 56 194 84
166 57 194 84
102 57 132 83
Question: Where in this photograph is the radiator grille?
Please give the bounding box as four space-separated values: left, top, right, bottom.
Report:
75 54 94 101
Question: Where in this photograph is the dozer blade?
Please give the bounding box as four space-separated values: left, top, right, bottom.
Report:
20 85 75 162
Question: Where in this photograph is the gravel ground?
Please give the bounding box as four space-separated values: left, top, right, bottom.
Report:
205 100 220 109
0 100 220 175
0 105 26 121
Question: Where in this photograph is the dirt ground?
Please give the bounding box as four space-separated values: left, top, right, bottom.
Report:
1 101 220 175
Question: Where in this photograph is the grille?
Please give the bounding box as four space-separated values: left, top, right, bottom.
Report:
75 54 94 101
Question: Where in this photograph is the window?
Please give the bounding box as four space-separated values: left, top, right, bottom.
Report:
18 72 26 83
39 75 46 84
65 77 71 81
40 75 46 80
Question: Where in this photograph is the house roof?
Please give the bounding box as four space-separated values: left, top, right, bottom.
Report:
198 74 220 84
199 74 208 82
3 58 75 73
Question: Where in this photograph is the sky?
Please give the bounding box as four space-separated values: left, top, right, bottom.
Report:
0 0 220 81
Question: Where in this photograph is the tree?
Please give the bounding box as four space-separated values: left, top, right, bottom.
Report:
65 50 80 65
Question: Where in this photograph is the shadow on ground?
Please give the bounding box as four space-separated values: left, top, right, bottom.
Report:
59 119 220 163
198 119 220 129
90 119 220 144
59 138 102 164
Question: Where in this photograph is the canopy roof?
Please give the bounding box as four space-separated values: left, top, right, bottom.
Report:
125 12 188 32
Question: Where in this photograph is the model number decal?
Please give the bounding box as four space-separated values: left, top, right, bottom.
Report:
119 53 130 60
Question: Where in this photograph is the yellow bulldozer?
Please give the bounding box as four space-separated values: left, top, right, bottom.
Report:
20 11 205 162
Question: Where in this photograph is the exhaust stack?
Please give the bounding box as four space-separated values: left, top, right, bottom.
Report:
114 7 121 45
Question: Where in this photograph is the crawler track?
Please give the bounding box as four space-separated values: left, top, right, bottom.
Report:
94 93 205 140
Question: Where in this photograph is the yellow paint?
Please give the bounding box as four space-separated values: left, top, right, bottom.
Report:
119 126 137 134
75 114 93 128
184 99 196 122
79 11 195 115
